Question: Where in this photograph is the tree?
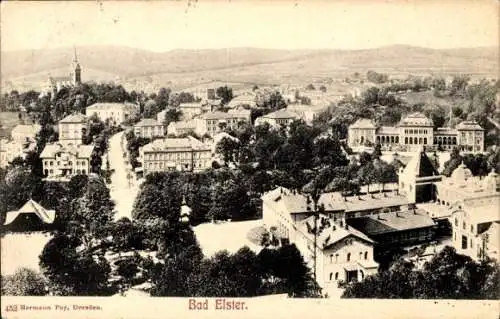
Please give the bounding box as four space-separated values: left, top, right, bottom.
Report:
215 137 240 164
39 233 111 296
319 85 327 93
1 268 47 296
72 176 115 245
342 246 500 299
372 143 382 159
132 172 182 222
163 108 182 126
442 147 462 176
216 86 234 105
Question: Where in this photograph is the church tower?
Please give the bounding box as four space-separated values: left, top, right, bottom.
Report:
70 47 81 85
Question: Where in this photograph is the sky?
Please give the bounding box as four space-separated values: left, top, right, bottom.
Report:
1 0 498 52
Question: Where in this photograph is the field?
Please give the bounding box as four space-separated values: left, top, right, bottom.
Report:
399 91 468 109
2 45 498 94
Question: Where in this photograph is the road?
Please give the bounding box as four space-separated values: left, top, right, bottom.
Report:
107 131 140 221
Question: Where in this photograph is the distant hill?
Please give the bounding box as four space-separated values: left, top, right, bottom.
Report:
1 45 498 92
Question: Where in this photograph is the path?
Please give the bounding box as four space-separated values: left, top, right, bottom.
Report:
107 131 140 221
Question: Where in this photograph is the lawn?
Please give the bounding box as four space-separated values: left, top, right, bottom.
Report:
193 220 264 258
1 232 52 276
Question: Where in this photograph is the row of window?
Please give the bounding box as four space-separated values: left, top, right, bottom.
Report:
404 137 428 145
144 152 209 161
44 160 87 166
44 169 86 175
147 161 208 170
404 129 429 134
329 251 369 263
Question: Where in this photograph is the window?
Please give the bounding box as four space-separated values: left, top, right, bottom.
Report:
463 221 466 230
335 253 339 263
329 273 333 281
347 252 351 262
364 251 368 260
359 252 363 260
330 254 334 263
454 218 458 226
335 272 339 280
462 235 468 249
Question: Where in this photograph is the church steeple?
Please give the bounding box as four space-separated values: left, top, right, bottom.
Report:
70 46 81 85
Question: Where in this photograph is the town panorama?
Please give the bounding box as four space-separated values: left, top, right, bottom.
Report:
1 16 499 303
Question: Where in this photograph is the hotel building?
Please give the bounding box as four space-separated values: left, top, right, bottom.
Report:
348 112 484 152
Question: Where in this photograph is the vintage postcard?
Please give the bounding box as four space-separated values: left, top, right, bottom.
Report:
0 0 499 318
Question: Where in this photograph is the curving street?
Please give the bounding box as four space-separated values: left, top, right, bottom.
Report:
107 131 140 221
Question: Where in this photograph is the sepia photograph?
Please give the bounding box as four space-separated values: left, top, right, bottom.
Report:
0 0 499 318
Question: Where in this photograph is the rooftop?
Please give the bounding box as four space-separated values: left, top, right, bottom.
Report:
40 143 94 159
466 203 500 225
377 126 399 134
262 187 410 215
203 110 251 120
400 112 434 127
141 136 209 153
3 199 56 225
400 148 440 178
261 109 300 120
86 102 138 111
347 209 436 236
59 113 87 123
349 118 376 129
299 215 375 249
179 102 203 108
456 120 484 131
135 118 163 127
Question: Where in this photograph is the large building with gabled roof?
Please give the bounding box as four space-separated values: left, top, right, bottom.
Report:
347 112 484 152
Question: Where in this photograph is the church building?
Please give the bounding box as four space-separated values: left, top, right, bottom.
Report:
41 48 82 97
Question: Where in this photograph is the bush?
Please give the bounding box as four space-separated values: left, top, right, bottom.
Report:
1 268 47 296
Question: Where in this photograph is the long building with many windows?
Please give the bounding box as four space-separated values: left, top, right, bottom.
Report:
139 136 212 175
348 112 484 152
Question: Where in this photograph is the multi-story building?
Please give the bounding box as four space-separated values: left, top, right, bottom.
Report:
455 121 485 152
227 92 257 109
203 109 251 136
178 102 209 120
451 198 499 262
58 113 88 146
85 102 138 125
434 163 499 208
40 143 94 181
139 136 212 175
414 162 500 261
347 112 484 152
133 119 165 139
261 187 379 287
286 104 331 125
0 124 41 168
167 119 207 137
254 109 300 128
